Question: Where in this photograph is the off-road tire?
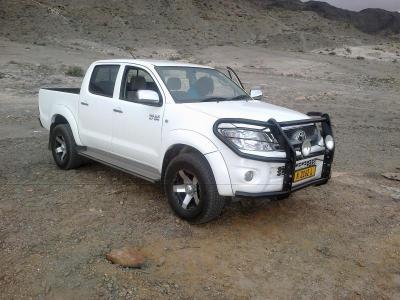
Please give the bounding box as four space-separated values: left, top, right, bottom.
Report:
164 152 225 224
50 124 82 170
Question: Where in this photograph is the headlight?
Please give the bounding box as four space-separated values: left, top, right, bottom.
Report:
219 128 277 152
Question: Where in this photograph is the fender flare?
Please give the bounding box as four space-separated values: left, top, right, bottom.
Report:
50 105 83 145
161 130 233 196
162 129 218 159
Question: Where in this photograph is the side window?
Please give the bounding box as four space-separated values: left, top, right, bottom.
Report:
120 67 162 103
89 65 120 98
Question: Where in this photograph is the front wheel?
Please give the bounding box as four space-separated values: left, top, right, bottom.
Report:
164 152 225 224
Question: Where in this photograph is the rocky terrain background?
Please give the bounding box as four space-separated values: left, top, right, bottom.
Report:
1 0 399 53
0 0 399 299
265 0 400 34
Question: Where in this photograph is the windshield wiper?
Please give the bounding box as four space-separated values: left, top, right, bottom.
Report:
200 97 229 103
230 95 251 101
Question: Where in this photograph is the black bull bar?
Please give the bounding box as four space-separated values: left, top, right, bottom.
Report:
213 112 335 198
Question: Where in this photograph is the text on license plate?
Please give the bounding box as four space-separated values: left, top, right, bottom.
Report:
293 166 316 183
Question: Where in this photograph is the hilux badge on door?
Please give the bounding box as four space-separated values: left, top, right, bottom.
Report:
149 114 160 121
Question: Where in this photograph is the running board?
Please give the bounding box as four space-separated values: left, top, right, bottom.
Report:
78 147 161 183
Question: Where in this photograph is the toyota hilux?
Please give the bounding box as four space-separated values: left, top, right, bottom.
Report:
38 59 335 223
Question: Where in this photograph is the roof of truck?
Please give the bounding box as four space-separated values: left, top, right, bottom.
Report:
95 59 213 69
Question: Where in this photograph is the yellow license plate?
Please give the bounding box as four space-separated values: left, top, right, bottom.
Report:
293 166 316 183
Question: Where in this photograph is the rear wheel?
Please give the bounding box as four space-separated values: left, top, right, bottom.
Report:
164 152 225 224
50 124 82 170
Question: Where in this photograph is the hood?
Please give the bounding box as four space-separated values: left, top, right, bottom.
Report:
183 100 308 122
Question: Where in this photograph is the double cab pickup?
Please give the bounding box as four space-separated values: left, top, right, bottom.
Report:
39 59 335 223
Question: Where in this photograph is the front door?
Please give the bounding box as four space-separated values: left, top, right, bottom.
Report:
79 64 120 151
111 65 165 169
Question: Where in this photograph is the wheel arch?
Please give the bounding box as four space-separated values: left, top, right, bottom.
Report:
161 144 233 197
49 105 83 146
160 130 218 177
161 144 203 182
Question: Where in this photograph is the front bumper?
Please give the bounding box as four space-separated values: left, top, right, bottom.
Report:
235 177 329 198
213 112 335 198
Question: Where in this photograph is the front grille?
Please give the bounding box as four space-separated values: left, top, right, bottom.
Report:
284 125 317 141
283 124 320 150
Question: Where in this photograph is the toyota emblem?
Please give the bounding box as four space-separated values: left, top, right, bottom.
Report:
292 130 307 142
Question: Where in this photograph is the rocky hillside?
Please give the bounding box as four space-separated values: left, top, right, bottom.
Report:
0 0 397 53
262 0 400 34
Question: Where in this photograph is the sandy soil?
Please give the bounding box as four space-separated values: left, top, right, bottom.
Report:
0 35 400 299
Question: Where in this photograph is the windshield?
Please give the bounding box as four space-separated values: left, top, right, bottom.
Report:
155 66 251 103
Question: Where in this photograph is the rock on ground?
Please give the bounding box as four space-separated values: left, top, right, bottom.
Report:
106 247 145 268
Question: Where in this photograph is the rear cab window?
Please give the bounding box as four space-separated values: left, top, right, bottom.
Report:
89 65 120 97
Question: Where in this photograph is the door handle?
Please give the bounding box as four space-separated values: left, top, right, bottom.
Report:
113 108 123 113
80 101 89 106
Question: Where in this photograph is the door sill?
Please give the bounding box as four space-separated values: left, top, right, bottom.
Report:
78 147 161 183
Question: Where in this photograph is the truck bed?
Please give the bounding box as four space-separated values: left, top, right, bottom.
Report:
38 87 81 131
42 87 80 94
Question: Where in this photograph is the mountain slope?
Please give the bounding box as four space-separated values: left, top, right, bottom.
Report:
0 0 396 52
263 0 400 34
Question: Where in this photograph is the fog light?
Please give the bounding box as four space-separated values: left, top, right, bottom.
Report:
325 135 334 150
301 140 312 157
244 171 254 182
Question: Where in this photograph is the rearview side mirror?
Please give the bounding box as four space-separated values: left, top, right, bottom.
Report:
250 87 263 100
137 90 160 104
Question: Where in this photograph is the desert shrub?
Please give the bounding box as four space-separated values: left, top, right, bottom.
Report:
65 66 84 77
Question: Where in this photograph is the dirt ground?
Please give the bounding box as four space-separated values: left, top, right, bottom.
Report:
1 36 400 299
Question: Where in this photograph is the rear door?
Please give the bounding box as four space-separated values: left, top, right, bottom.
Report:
111 64 165 169
78 64 120 151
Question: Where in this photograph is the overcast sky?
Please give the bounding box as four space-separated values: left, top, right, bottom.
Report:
302 0 400 11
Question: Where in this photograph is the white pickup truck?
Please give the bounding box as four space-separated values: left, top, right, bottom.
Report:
39 59 335 223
